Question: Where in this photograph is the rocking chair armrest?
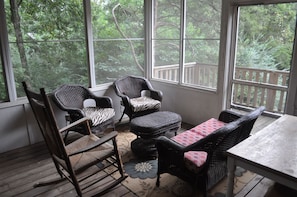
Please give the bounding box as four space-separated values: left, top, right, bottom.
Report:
69 131 118 156
59 117 91 134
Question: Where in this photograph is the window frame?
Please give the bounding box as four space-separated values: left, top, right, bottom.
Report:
226 0 297 115
149 0 222 92
1 0 297 107
0 0 17 102
0 0 146 100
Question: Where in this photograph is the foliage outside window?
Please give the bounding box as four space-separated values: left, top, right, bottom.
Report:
152 0 221 90
236 4 296 72
91 0 145 84
5 0 87 96
0 52 8 101
232 3 297 113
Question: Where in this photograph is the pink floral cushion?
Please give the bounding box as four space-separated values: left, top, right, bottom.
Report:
184 151 208 172
172 118 226 146
171 118 226 173
171 130 204 146
189 118 226 137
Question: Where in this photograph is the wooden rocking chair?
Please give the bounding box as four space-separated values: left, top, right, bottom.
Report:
23 82 127 196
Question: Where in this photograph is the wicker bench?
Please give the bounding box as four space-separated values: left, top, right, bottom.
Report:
156 106 266 194
130 111 182 159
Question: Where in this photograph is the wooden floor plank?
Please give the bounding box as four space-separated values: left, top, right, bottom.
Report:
0 142 130 197
244 178 275 197
1 172 61 196
0 146 49 175
235 175 264 197
0 157 54 182
0 161 56 193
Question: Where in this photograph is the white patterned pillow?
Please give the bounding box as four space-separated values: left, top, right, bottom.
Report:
82 107 115 126
130 96 161 112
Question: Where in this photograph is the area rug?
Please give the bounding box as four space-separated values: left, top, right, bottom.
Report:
110 128 256 197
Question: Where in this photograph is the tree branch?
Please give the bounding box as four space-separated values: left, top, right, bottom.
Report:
112 3 144 73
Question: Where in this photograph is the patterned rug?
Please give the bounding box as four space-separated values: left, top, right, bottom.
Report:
112 128 255 197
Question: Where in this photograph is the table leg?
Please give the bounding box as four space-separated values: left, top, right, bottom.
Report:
226 157 236 197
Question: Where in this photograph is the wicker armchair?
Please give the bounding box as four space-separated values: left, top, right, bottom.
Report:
53 84 115 136
113 75 163 122
156 106 265 196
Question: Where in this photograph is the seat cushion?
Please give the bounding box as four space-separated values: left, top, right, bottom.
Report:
66 134 113 171
189 118 226 137
171 118 226 173
184 151 208 173
172 118 226 146
130 96 161 112
82 107 115 126
171 130 205 146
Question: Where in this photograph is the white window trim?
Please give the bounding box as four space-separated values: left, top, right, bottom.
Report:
84 0 96 88
226 0 297 115
0 0 17 101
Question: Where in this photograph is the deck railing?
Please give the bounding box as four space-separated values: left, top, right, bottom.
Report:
153 63 289 114
153 62 218 88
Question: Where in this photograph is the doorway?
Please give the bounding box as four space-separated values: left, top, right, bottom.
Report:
229 2 297 115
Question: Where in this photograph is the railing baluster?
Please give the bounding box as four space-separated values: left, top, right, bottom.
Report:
267 72 278 111
253 72 260 106
246 70 253 106
153 64 289 113
278 74 287 112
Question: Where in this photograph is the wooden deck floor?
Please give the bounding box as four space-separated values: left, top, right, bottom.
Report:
0 137 135 197
0 114 281 197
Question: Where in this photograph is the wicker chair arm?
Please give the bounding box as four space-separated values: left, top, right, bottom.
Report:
156 136 185 166
156 136 185 152
183 136 217 153
150 89 163 101
113 83 126 98
218 110 242 123
81 88 113 108
69 131 118 156
157 136 218 155
67 108 85 120
112 83 131 104
142 78 163 101
92 96 113 108
120 95 131 107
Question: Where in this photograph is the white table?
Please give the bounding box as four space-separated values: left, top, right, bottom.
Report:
226 114 297 197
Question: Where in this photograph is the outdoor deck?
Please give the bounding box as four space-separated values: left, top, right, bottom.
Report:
154 63 289 114
0 114 278 197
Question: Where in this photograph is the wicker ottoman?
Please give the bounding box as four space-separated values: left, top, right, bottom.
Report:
130 111 182 159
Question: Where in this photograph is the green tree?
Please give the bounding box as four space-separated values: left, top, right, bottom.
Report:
5 0 87 94
91 0 144 84
3 0 297 99
238 3 297 70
